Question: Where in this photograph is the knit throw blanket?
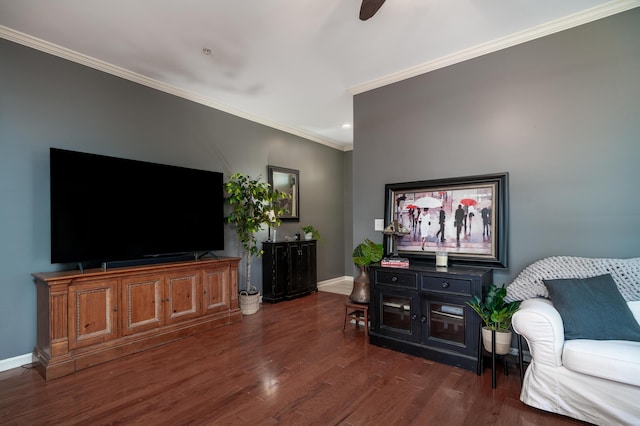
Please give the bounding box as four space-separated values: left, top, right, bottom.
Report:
505 256 640 302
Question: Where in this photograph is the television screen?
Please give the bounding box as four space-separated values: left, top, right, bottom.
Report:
50 148 224 265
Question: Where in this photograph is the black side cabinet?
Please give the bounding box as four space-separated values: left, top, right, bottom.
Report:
262 240 317 303
369 264 492 372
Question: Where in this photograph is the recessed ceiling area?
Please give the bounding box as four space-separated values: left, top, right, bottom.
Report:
1 0 637 150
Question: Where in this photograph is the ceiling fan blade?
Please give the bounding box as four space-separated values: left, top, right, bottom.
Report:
360 0 386 21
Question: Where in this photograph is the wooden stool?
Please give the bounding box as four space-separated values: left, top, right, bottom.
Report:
343 301 369 336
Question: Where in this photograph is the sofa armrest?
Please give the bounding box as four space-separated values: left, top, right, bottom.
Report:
512 298 564 368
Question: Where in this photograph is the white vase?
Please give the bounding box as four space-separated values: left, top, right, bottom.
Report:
304 232 313 240
481 327 511 355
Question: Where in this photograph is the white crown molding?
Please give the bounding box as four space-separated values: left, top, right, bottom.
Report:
349 0 640 95
0 25 348 152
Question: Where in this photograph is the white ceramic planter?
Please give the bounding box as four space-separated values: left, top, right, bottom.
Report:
481 327 511 355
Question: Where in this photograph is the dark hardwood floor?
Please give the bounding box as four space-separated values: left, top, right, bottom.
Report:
0 292 586 425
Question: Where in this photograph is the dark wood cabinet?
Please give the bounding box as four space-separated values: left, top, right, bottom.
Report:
262 240 317 303
119 268 202 337
68 278 119 350
33 257 241 381
370 264 492 372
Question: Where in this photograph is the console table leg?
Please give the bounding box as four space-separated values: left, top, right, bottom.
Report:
476 325 483 376
491 328 496 389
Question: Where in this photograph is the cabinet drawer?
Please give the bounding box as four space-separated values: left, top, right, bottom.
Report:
422 276 471 295
375 270 417 289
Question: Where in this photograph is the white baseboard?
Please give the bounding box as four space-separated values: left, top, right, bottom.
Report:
0 353 33 372
317 276 353 288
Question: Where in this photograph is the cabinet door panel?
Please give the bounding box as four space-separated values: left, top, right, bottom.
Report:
68 280 118 349
121 274 162 336
300 241 317 292
422 294 478 356
165 270 201 323
372 286 421 342
262 243 287 301
203 266 229 314
288 244 304 295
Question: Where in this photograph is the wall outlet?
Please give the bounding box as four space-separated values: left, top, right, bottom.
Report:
374 219 385 231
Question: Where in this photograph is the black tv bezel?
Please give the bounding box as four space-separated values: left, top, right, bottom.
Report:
49 148 225 266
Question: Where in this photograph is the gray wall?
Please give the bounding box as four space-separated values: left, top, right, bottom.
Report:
0 38 346 359
343 150 354 275
353 9 640 286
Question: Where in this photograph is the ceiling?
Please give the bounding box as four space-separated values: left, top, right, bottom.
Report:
1 0 637 150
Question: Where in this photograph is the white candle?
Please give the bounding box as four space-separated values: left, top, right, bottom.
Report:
435 251 448 267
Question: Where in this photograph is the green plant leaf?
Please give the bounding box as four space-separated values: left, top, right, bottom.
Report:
466 284 520 331
224 173 290 291
352 238 383 266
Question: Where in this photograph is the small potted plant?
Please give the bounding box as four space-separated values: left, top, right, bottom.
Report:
225 173 289 315
350 239 383 303
301 225 320 240
467 284 520 354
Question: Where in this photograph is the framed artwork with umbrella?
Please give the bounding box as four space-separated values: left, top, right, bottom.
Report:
383 172 509 268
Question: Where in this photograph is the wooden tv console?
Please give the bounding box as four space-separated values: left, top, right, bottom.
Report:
32 257 241 380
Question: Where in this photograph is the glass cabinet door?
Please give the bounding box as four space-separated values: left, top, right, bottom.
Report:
381 294 412 331
429 302 465 344
374 288 420 342
422 295 477 356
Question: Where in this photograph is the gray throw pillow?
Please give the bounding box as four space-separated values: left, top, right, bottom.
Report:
543 274 640 341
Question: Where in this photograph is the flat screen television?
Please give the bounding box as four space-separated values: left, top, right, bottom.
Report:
50 148 225 266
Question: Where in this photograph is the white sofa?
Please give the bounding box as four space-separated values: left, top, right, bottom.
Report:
506 256 640 426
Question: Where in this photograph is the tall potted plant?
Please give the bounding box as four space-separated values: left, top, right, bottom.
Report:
225 173 288 315
350 238 383 303
467 284 520 354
